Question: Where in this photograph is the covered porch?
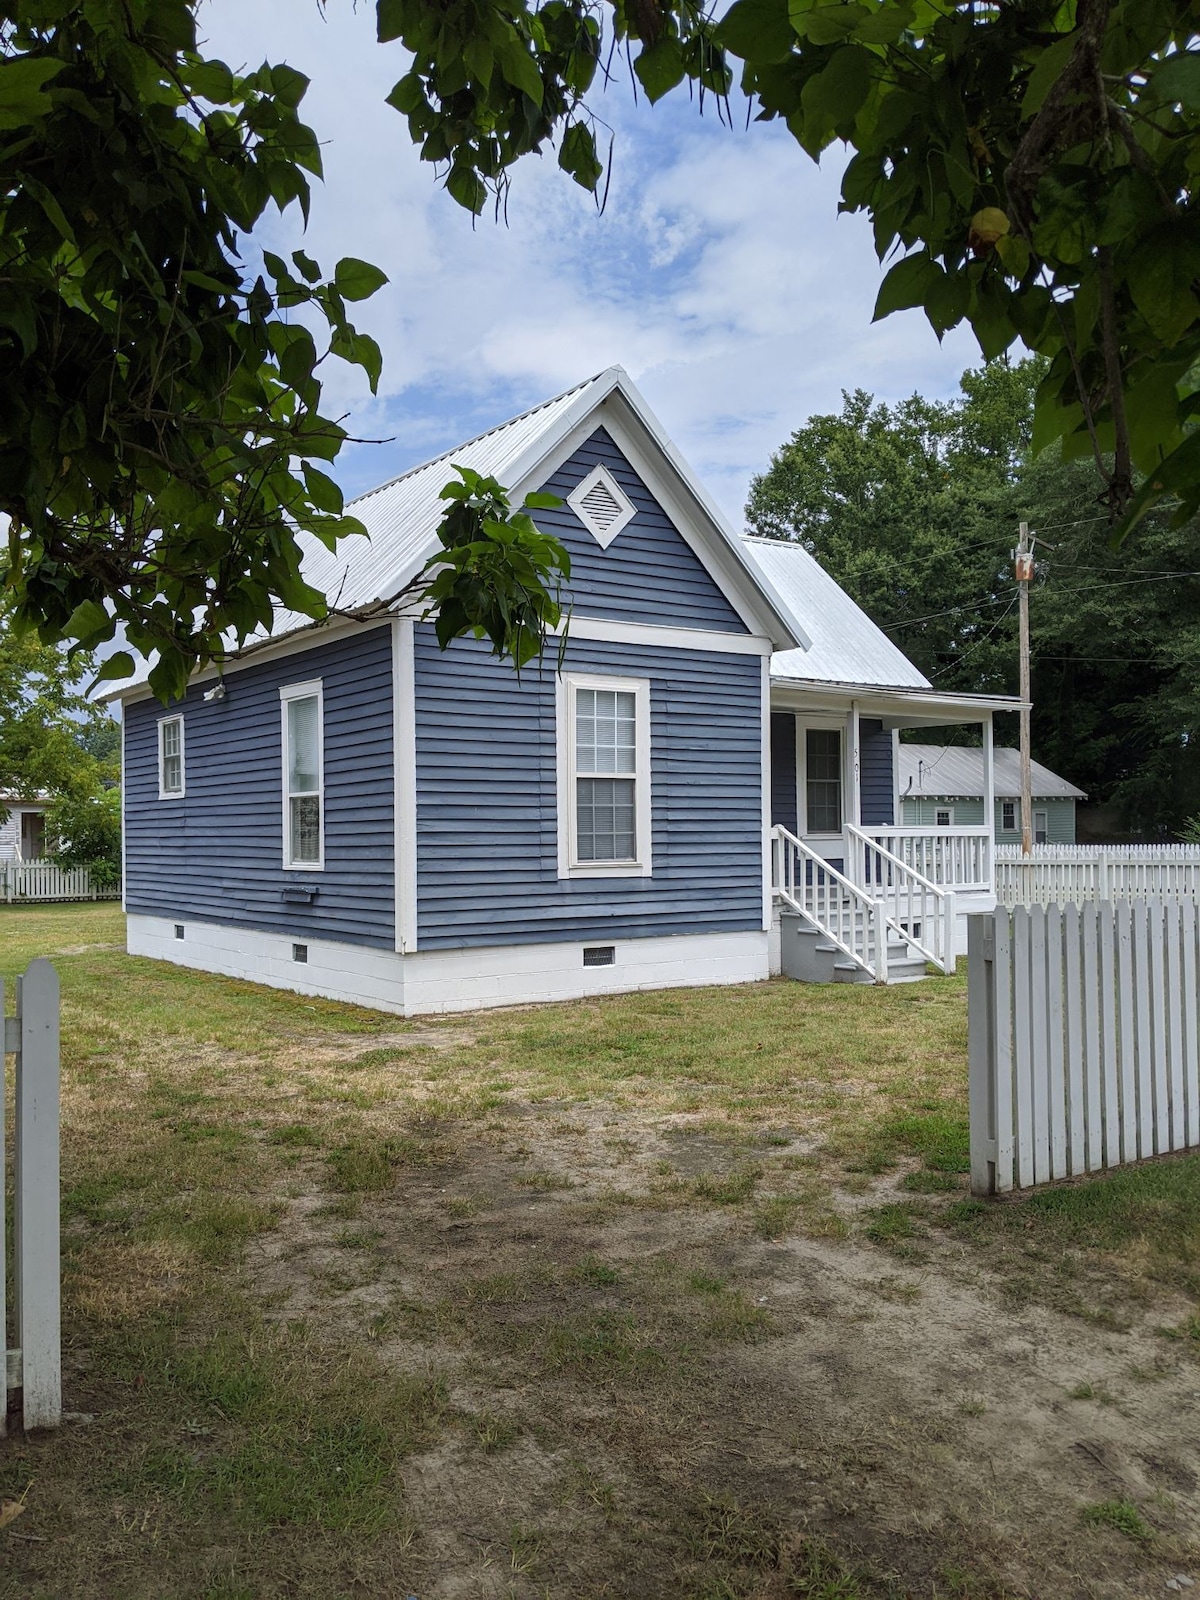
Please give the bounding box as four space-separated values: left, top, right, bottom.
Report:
768 682 1023 982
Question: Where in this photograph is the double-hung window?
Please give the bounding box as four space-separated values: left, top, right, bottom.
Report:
558 674 651 877
935 807 952 828
158 715 185 799
281 681 324 869
1001 800 1016 833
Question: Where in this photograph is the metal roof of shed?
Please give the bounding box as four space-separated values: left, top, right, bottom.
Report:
739 537 931 691
899 743 1086 800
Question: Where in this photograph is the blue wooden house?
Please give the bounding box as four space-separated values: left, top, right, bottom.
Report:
114 369 1020 1011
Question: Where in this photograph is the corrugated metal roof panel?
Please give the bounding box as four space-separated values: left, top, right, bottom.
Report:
740 537 931 690
271 370 614 635
899 743 1086 799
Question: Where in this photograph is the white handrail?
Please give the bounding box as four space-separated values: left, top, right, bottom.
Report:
846 825 957 975
771 826 888 981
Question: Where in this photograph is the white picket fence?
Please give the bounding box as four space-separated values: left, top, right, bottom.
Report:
968 903 1200 1195
0 860 120 903
995 844 1200 907
2 960 61 1432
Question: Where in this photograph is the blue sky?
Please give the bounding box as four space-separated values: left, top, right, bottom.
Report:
206 0 982 522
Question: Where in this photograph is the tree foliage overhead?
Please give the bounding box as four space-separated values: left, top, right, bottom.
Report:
3 0 1199 696
747 359 1200 838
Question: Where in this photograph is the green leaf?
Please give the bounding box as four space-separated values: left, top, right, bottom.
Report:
1128 230 1200 345
873 251 944 321
1019 33 1076 118
634 39 687 103
446 165 487 214
377 0 408 43
1149 51 1200 110
93 651 137 683
497 41 544 105
64 599 112 646
292 250 322 283
718 0 795 63
523 491 563 510
558 122 603 190
789 1 867 46
333 257 389 301
303 464 345 514
0 57 64 129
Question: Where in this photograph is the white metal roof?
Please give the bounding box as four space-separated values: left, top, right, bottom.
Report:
740 537 931 691
899 743 1087 800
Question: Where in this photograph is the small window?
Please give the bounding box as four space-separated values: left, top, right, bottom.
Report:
558 674 651 877
1035 809 1049 845
281 681 324 869
935 808 952 828
158 715 185 798
1001 801 1016 832
805 728 842 835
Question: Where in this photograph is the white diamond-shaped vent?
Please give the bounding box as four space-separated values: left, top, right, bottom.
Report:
567 465 637 548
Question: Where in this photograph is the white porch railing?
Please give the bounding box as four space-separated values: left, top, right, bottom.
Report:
846 826 957 974
772 826 891 981
861 826 992 892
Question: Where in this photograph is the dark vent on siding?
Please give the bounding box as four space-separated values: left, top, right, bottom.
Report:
583 945 615 967
579 479 623 533
174 924 184 940
293 943 308 964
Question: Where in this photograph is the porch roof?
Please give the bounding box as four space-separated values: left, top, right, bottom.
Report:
769 678 1025 727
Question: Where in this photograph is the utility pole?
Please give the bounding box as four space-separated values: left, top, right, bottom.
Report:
1015 521 1034 857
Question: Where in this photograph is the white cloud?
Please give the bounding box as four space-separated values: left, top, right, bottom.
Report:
205 0 981 520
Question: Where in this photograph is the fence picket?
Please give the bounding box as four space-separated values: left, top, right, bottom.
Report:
1098 902 1120 1170
995 844 1200 908
14 959 61 1430
1045 904 1067 1178
1132 903 1155 1159
1184 902 1200 1150
1013 908 1035 1188
1166 899 1186 1152
993 910 1015 1191
1030 905 1051 1185
1147 901 1171 1154
1063 904 1085 1176
1081 905 1103 1170
1114 904 1137 1163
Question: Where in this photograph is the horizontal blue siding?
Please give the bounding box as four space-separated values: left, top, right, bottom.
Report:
124 625 395 948
770 712 797 831
860 719 894 827
532 429 749 634
414 627 763 949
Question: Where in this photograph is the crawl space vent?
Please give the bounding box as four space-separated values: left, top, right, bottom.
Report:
583 945 616 967
567 466 636 548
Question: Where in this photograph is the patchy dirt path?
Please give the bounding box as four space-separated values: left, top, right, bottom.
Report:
242 1103 1200 1598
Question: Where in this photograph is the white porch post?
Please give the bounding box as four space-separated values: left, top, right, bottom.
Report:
981 714 995 896
846 701 861 885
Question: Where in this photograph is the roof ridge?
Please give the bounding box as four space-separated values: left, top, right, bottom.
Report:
347 369 618 508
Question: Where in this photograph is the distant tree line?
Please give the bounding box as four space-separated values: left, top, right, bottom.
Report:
746 361 1200 839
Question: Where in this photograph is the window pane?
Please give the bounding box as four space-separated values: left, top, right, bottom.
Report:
576 687 635 776
576 777 635 861
805 729 841 834
291 795 321 862
288 696 319 793
161 721 182 792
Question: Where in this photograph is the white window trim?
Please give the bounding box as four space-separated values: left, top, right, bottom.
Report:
556 672 652 879
794 717 846 842
157 713 185 800
1001 800 1017 832
935 806 953 828
280 678 325 871
566 463 637 549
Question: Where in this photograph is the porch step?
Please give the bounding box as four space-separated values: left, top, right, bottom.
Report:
779 909 930 987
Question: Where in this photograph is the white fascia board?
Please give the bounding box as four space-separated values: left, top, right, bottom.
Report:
103 615 390 706
770 679 1026 721
553 615 772 656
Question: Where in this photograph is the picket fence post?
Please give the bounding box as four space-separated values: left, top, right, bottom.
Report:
967 914 1000 1195
3 959 62 1433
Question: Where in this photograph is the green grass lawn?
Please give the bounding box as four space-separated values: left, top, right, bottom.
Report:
1 903 1197 1598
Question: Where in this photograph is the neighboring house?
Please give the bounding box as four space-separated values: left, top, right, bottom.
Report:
0 796 49 861
898 745 1086 844
110 369 1020 1011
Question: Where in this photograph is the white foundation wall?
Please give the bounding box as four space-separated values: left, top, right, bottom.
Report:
126 914 769 1016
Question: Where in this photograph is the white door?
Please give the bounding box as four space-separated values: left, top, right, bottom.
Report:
797 722 846 861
